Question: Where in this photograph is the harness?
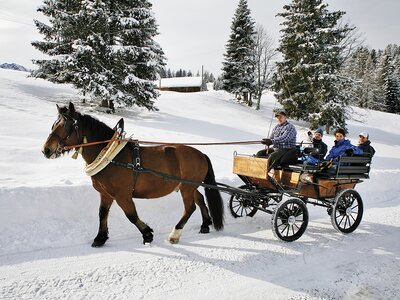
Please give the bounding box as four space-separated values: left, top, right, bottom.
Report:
48 115 82 157
84 130 128 176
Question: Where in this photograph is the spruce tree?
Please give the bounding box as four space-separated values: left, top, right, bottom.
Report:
32 0 165 111
221 0 256 106
273 0 353 130
378 50 400 113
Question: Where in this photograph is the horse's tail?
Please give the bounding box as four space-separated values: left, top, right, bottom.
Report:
203 155 224 231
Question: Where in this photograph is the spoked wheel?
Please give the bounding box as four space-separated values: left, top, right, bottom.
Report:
229 185 258 218
272 198 308 242
331 189 363 234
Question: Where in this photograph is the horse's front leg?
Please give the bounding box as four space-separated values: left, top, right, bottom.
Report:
92 193 113 247
116 196 154 244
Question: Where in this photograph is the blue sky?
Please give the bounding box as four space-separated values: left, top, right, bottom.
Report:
1 0 399 75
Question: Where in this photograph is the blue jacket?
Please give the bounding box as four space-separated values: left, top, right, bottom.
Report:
326 139 363 164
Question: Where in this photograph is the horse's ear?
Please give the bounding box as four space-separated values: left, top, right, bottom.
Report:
114 118 124 134
56 104 61 114
68 102 76 116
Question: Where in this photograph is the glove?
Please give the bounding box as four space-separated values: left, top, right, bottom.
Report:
261 138 273 146
307 131 312 136
320 158 333 171
345 148 354 155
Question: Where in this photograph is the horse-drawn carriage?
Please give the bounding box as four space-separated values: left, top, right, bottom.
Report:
43 102 372 245
229 152 371 241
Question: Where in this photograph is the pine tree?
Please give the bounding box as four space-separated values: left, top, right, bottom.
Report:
159 67 167 78
221 0 256 106
273 0 353 130
167 68 172 78
378 49 400 113
32 0 165 111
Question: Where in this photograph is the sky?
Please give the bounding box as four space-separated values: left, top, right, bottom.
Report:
0 0 400 76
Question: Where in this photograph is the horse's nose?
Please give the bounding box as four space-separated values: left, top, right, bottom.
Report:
42 147 52 158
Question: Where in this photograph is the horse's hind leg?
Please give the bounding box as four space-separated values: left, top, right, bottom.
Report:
168 187 196 244
194 190 212 234
92 193 113 247
116 196 154 244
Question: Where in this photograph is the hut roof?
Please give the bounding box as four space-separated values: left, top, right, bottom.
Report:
155 76 202 88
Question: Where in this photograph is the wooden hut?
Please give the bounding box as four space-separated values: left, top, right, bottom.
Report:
155 76 203 92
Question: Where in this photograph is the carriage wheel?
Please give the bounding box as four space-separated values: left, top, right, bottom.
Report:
330 189 363 234
229 185 258 218
272 198 308 242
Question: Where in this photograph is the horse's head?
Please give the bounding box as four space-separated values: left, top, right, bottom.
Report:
42 102 82 159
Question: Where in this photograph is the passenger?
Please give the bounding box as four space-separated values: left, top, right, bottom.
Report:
302 128 328 165
357 132 375 158
325 128 363 165
259 110 298 171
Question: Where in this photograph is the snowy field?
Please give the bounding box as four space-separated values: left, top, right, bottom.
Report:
1 68 400 299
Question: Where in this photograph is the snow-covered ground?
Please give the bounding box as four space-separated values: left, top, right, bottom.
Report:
1 68 399 299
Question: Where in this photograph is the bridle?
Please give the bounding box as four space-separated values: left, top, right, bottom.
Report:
48 114 81 156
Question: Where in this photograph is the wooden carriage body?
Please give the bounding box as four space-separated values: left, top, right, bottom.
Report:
233 154 370 199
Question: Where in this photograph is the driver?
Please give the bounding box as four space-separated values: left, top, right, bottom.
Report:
260 110 298 172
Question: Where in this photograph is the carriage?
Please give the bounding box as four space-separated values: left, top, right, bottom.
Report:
228 151 372 241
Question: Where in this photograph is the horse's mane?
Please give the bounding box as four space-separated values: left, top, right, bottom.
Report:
78 113 115 140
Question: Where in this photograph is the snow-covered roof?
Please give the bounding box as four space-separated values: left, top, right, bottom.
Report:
155 76 202 88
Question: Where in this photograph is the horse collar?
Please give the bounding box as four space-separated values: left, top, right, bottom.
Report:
72 136 87 159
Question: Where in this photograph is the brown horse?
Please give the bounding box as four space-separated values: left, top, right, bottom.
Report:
42 102 224 246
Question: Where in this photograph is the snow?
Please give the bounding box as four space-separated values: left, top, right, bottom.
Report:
1 68 400 299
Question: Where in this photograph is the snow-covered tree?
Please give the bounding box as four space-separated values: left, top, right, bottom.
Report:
213 76 223 91
377 50 400 113
221 0 256 106
343 44 400 113
32 0 165 111
273 0 353 131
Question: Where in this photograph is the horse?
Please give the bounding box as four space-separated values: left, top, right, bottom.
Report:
42 102 224 246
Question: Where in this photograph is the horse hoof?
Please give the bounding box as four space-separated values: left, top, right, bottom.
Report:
142 236 153 244
199 226 210 234
91 240 106 247
168 237 180 244
142 227 154 244
92 235 108 247
168 228 182 244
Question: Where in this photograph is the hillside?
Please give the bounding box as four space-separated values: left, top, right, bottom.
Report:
0 68 399 299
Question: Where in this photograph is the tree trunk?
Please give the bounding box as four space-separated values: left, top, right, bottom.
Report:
100 100 115 112
100 99 109 107
247 93 253 107
109 100 115 112
256 93 261 110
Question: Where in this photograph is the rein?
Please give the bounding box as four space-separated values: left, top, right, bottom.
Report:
64 139 262 150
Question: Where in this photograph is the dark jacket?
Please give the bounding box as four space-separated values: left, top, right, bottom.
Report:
358 140 375 158
312 139 328 160
326 139 363 164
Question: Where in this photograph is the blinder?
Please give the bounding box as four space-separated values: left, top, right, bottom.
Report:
49 114 80 152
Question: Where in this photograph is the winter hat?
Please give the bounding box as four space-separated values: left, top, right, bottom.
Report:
359 132 369 138
315 128 323 136
334 128 346 136
274 110 287 117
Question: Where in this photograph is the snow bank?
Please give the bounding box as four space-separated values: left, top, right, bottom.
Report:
1 69 399 299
